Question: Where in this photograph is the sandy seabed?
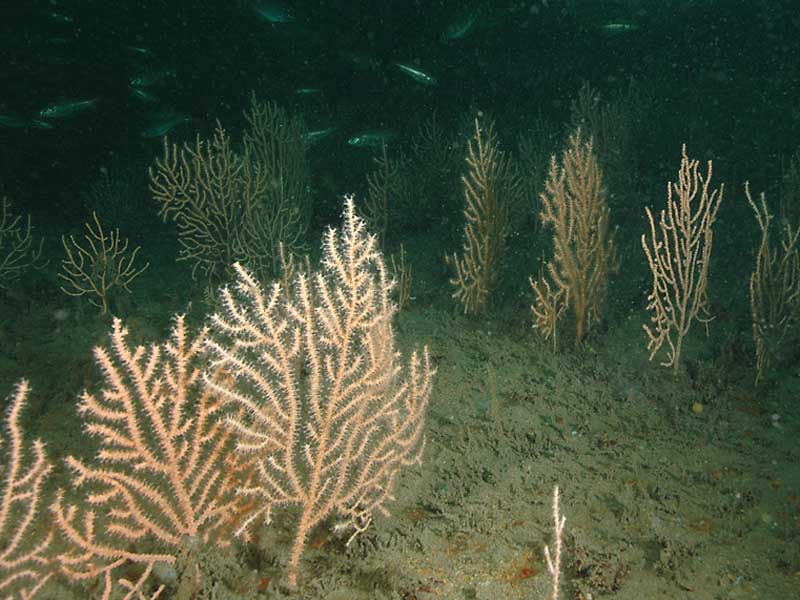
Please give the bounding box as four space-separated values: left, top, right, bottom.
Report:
5 286 799 600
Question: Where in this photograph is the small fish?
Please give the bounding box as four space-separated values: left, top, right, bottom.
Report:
340 51 382 71
46 37 73 46
1 115 55 130
347 130 397 148
302 126 337 145
129 69 173 87
294 87 323 96
0 115 53 129
29 119 54 130
0 115 29 128
141 112 191 138
442 9 479 41
394 62 438 86
44 11 74 24
599 20 639 34
131 87 158 103
38 98 98 119
125 45 155 57
253 1 294 24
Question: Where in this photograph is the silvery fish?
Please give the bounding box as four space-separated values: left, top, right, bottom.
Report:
394 62 438 86
141 113 191 138
29 119 54 130
253 1 294 23
340 51 382 71
38 98 98 119
129 69 173 87
302 126 337 145
347 130 397 148
46 37 72 46
44 11 74 24
0 115 29 128
131 87 158 103
599 20 639 34
125 45 155 57
294 87 323 96
442 8 479 41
